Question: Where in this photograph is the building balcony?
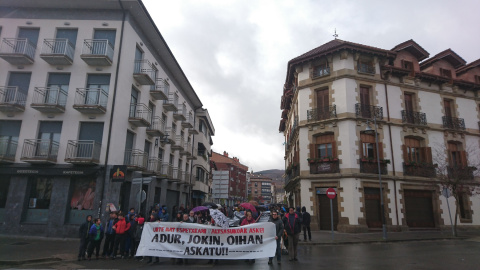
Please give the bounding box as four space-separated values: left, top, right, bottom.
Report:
188 128 199 135
30 87 67 113
163 93 178 111
20 139 59 164
182 113 194 128
0 86 27 112
173 107 186 121
360 159 388 175
128 103 152 127
133 59 156 85
0 38 36 65
159 162 173 179
80 39 113 66
401 110 427 126
171 168 181 182
146 116 165 137
64 140 101 165
355 103 383 120
403 162 436 178
182 171 191 185
312 66 330 78
124 149 148 171
171 136 185 151
447 166 476 180
442 116 465 131
187 147 197 160
358 63 375 74
150 78 169 100
73 88 108 114
307 105 337 122
0 138 18 163
146 157 162 175
164 127 176 144
309 159 340 174
183 142 192 156
40 39 74 65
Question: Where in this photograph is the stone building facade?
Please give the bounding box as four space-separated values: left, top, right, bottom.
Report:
280 39 480 232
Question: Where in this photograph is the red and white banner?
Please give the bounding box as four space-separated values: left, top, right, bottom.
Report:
136 222 276 259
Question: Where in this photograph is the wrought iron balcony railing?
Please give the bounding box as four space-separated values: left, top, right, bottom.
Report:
31 87 68 110
447 166 475 180
74 88 108 108
312 66 330 78
442 116 465 131
64 140 101 164
124 149 148 170
358 63 375 74
355 103 383 120
161 162 174 178
0 138 18 162
146 116 165 137
147 157 162 174
0 86 27 111
309 160 340 174
401 110 427 125
133 59 157 85
403 162 436 178
128 103 152 127
307 105 337 122
81 39 113 65
40 39 74 64
20 139 59 163
360 159 387 175
0 38 36 64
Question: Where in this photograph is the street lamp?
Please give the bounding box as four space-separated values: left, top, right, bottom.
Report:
366 114 387 240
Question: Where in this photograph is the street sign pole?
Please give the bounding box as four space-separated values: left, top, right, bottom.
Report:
442 187 455 237
326 188 336 241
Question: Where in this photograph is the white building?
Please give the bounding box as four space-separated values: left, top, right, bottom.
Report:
0 0 213 237
280 39 480 232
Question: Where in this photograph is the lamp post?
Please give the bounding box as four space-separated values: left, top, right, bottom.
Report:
366 114 387 240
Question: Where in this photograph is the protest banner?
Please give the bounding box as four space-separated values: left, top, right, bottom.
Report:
136 222 276 259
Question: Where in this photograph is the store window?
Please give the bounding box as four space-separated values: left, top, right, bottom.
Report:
67 178 96 224
23 177 53 224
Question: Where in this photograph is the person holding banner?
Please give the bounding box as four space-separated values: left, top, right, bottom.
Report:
283 207 302 262
241 211 256 263
268 210 284 265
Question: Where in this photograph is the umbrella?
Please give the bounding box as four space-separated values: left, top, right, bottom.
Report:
240 202 257 212
202 202 218 209
191 206 208 212
248 200 259 206
209 209 229 229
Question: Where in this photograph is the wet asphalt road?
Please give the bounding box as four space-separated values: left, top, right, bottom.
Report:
9 239 480 270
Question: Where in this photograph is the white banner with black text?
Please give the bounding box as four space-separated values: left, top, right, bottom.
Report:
136 222 276 259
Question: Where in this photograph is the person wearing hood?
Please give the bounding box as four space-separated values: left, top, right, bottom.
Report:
78 215 93 261
301 206 311 241
268 210 284 265
158 207 169 222
283 207 302 262
87 218 104 260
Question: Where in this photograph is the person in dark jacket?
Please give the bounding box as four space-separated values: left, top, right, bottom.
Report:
112 212 131 259
87 218 104 260
301 206 311 241
268 210 284 265
158 207 169 222
78 215 93 261
125 214 137 258
102 211 118 258
283 207 302 261
134 214 145 261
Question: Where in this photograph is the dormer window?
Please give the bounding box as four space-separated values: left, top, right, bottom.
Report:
401 60 414 76
358 59 375 74
475 75 480 84
440 68 452 78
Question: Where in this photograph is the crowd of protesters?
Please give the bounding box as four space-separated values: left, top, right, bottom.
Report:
77 203 312 265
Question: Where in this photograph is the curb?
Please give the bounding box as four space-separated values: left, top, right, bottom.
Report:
0 257 62 266
298 236 467 246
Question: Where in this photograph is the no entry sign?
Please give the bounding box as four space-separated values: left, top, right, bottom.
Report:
326 188 336 199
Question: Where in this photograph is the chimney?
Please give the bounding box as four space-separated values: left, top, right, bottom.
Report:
223 151 228 157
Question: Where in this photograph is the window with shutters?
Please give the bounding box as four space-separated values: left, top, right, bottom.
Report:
357 58 375 74
360 133 387 175
458 193 472 221
447 142 473 180
475 75 480 84
308 134 339 174
440 68 452 78
402 137 435 177
401 60 414 76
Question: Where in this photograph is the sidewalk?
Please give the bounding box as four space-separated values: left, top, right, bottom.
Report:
1 230 479 266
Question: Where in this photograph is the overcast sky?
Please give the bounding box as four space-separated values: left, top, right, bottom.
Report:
142 0 480 172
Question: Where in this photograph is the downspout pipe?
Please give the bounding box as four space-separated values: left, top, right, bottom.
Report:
97 0 126 219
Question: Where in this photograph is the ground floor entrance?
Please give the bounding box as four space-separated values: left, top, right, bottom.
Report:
404 189 435 228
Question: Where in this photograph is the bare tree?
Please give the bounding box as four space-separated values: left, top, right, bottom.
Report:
432 143 480 236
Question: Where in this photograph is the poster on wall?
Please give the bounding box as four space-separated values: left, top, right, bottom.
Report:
70 179 96 210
